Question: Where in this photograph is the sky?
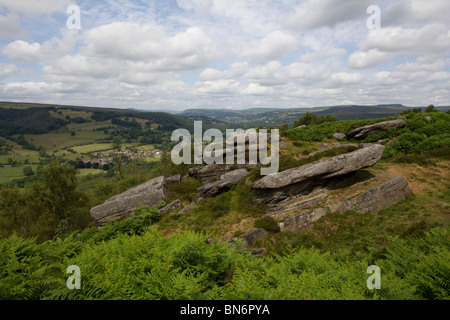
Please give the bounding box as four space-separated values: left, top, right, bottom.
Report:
0 0 449 111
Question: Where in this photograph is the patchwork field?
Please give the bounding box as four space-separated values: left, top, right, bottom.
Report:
0 165 39 184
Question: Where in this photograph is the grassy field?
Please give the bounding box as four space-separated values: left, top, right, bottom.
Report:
66 120 116 132
0 165 39 184
137 144 155 151
72 143 114 154
21 133 94 152
77 168 107 177
0 140 160 183
0 150 41 165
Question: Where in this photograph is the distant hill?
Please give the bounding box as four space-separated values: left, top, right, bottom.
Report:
179 104 412 128
314 105 409 121
2 102 447 134
0 102 230 136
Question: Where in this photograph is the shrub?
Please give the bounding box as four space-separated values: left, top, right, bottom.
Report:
254 216 280 233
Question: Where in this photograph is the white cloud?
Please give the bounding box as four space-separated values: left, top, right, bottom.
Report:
328 72 364 86
284 0 371 31
239 30 297 64
3 81 50 95
177 0 214 16
2 40 41 62
212 0 286 37
0 0 72 17
199 62 249 81
383 0 450 27
196 79 241 94
241 83 275 95
42 55 119 80
2 30 77 63
359 24 450 56
243 61 330 86
0 63 18 80
348 49 394 69
1 1 449 110
300 48 347 63
82 22 220 72
0 14 23 38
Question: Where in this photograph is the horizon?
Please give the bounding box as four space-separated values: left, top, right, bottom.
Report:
0 101 450 116
1 101 448 114
0 1 449 111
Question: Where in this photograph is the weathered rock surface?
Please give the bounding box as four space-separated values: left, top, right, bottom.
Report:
346 119 407 140
278 175 412 232
229 229 267 250
195 169 248 201
333 133 346 140
179 205 196 214
90 176 168 227
279 140 289 148
166 174 181 184
158 199 184 215
304 144 359 160
252 144 385 203
336 175 412 214
189 164 250 184
251 248 266 256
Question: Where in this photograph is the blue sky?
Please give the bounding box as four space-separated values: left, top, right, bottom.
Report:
0 0 449 111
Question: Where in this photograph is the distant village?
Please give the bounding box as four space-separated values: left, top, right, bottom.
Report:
87 148 163 166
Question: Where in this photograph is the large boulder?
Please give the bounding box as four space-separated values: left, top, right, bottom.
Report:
346 119 407 140
228 229 267 250
90 176 168 227
189 164 241 184
333 133 346 140
304 144 359 160
195 169 248 201
278 175 412 232
251 143 385 203
166 174 181 184
336 175 412 214
158 199 184 215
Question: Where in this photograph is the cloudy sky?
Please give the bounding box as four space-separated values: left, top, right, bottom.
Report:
0 0 449 111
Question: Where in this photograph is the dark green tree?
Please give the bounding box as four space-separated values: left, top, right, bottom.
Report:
294 112 337 127
426 104 437 113
23 166 35 176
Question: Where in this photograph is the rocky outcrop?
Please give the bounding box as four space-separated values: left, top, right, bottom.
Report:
249 140 412 232
188 132 273 184
304 144 359 160
166 174 181 184
278 175 412 232
334 175 412 214
179 205 196 214
333 133 346 140
195 169 248 201
228 229 267 250
346 119 407 140
252 144 385 203
189 164 249 184
90 176 168 227
158 199 184 215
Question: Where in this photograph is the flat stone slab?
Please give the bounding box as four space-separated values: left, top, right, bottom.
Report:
278 175 412 232
90 176 168 226
228 229 268 250
196 168 248 200
252 144 385 192
346 119 407 140
158 199 184 215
